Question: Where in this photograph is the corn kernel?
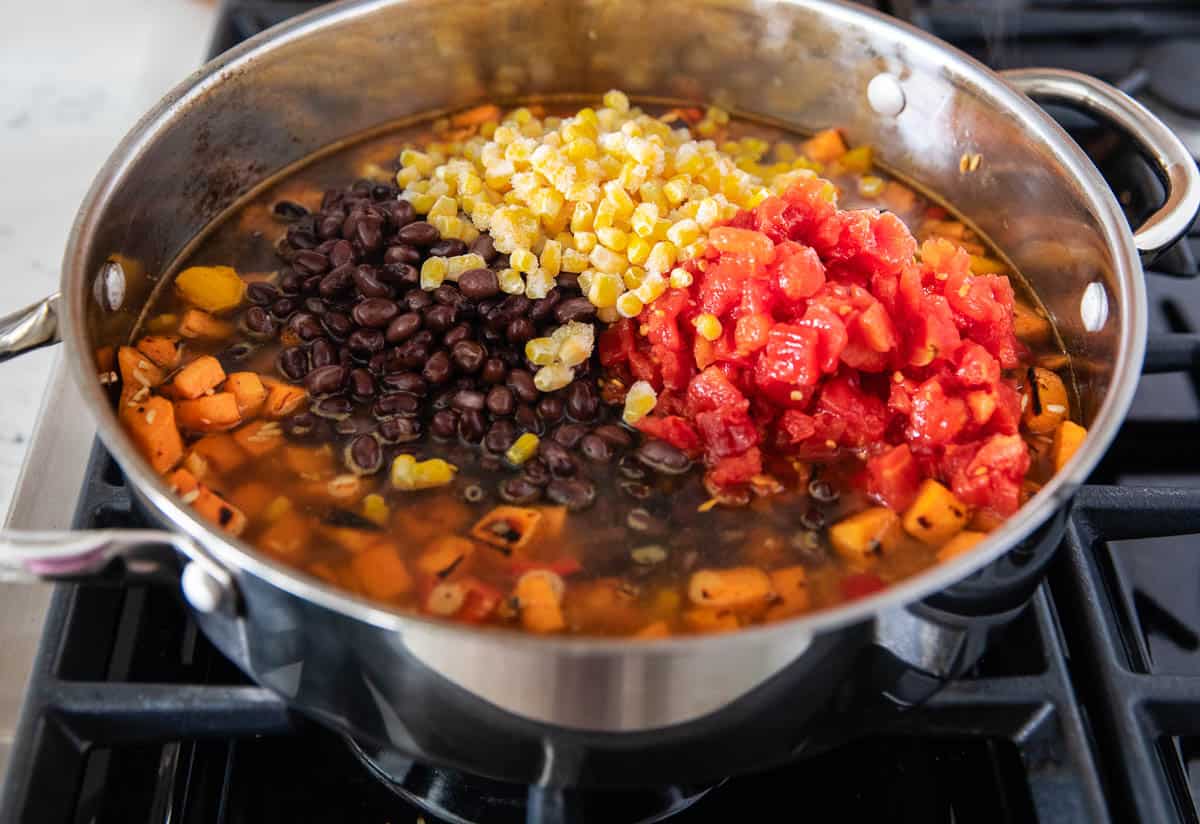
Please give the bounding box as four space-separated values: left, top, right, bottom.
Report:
558 335 592 367
400 149 435 175
669 267 694 288
539 240 563 277
623 380 658 424
510 248 538 274
666 218 701 247
626 235 652 265
428 194 458 219
569 201 595 233
593 199 617 231
420 257 448 290
498 268 525 294
663 175 691 205
430 215 464 240
445 253 486 280
534 362 574 392
623 265 646 290
506 433 540 466
525 337 560 365
616 291 644 318
693 313 723 341
604 181 636 218
525 268 556 299
362 494 390 527
562 248 589 273
634 271 667 304
597 226 628 252
408 192 437 214
858 175 885 198
695 197 722 229
578 271 595 293
645 241 677 273
573 231 597 253
603 89 631 113
587 272 622 308
391 455 458 491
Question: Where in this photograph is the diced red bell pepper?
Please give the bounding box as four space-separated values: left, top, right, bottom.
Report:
687 365 750 414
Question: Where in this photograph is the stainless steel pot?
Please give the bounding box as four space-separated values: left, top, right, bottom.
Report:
0 0 1196 788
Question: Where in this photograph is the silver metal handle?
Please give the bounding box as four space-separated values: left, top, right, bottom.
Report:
1003 68 1200 262
0 293 62 362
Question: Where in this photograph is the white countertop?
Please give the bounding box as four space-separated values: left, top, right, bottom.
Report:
0 0 216 517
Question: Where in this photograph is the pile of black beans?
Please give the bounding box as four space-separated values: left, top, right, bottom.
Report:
226 178 692 511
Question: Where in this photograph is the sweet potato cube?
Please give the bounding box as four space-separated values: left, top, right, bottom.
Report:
188 434 247 475
175 265 246 313
118 346 165 389
284 445 335 479
318 524 382 554
901 480 969 545
258 512 310 562
829 507 905 565
225 372 267 418
515 571 566 633
415 536 476 577
136 335 183 369
228 481 275 521
1052 420 1087 472
178 309 234 341
232 420 284 457
802 128 847 162
936 530 987 563
174 393 241 433
351 544 413 601
167 468 200 496
173 355 226 400
122 396 183 474
682 608 739 634
766 566 810 621
191 486 247 536
262 381 307 419
687 567 773 611
634 621 671 639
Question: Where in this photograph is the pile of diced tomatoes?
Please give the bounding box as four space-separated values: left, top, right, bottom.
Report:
599 176 1031 519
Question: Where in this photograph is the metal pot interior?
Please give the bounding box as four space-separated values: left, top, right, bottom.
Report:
65 0 1142 635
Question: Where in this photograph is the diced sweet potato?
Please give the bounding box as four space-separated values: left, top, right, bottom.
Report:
882 181 916 213
175 265 246 313
173 355 226 400
225 372 267 418
192 486 247 536
633 621 671 639
766 566 810 621
351 544 413 601
1023 367 1069 435
167 468 199 496
283 445 335 479
470 506 544 553
936 530 987 563
122 396 183 474
318 524 382 554
232 420 284 457
262 381 307 419
188 434 247 474
451 104 501 128
682 608 739 634
687 567 773 611
515 570 566 633
258 512 310 561
178 309 234 340
1013 302 1052 344
136 335 183 369
1052 420 1087 471
297 475 370 506
118 346 165 389
830 507 905 566
415 535 476 577
802 128 847 162
228 481 275 521
901 480 969 545
174 393 241 433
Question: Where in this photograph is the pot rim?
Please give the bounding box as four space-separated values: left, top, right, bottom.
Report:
60 0 1147 655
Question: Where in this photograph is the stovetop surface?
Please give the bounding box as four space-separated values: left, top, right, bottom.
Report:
6 2 1200 822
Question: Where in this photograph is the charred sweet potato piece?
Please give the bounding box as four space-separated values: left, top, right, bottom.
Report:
173 355 226 400
174 393 241 433
122 396 183 474
136 335 183 369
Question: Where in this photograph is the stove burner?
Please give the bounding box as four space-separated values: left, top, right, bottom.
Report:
1145 40 1200 118
347 737 715 824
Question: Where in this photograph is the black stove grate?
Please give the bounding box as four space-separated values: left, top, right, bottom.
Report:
5 1 1200 822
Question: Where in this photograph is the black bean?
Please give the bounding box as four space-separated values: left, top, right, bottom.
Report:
355 215 384 252
286 223 318 250
619 480 653 500
506 369 538 404
348 367 376 401
387 199 416 229
304 297 328 315
538 440 577 477
384 244 421 266
396 340 430 370
800 508 825 531
442 324 471 348
592 424 634 449
627 508 668 535
537 395 564 423
278 270 303 294
341 210 362 241
422 350 454 384
580 434 615 462
428 238 469 257
484 420 517 453
243 306 278 338
301 274 324 294
430 408 459 439
557 272 581 291
353 266 393 299
458 409 486 443
384 312 422 344
269 298 298 320
335 416 376 437
305 364 346 397
403 290 433 312
555 297 597 323
547 478 596 511
423 304 457 333
277 347 310 381
498 294 532 319
458 268 499 300
552 423 589 449
375 415 419 443
352 297 400 328
396 221 439 246
530 290 562 325
565 381 599 421
636 439 692 475
381 372 427 396
282 412 330 441
484 385 515 417
514 404 543 435
499 478 542 505
288 312 324 341
216 342 257 370
480 358 507 385
450 340 486 374
372 392 420 419
346 328 385 359
319 265 356 299
432 283 466 307
469 234 498 263
506 317 535 344
344 435 383 475
328 239 355 269
246 282 279 306
322 311 354 340
351 180 374 196
522 459 551 486
617 453 648 480
273 200 309 221
312 397 354 420
809 479 840 503
309 338 337 369
451 389 486 412
293 249 331 276
317 214 344 240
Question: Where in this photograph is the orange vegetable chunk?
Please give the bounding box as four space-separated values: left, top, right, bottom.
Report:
174 393 242 432
122 396 183 474
178 308 234 340
232 420 284 457
136 335 183 369
351 544 413 600
225 372 267 418
173 355 226 399
262 381 307 419
188 433 247 474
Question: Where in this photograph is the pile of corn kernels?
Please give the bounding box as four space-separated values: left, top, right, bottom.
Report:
395 90 833 322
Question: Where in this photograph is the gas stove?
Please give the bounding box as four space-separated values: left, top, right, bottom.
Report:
3 2 1200 822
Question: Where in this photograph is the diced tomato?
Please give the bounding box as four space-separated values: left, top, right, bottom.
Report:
841 572 886 600
599 319 637 366
733 312 772 354
695 407 759 460
775 409 816 445
687 366 749 414
699 259 746 316
707 447 763 487
772 241 826 300
635 415 703 453
796 304 848 374
945 434 1030 516
814 374 888 447
754 324 821 404
906 377 969 446
955 342 1001 388
628 350 658 385
709 227 775 266
867 444 921 511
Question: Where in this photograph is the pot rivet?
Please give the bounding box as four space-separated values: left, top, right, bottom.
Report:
1080 281 1109 332
181 561 225 613
868 73 906 117
93 260 126 312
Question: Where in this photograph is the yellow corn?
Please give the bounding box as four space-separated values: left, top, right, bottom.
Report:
525 337 560 366
623 380 657 424
391 455 458 491
510 247 538 274
623 266 646 290
666 218 701 247
445 253 486 280
616 291 644 319
603 89 631 113
561 248 589 273
626 235 651 266
525 268 556 299
420 257 448 290
506 433 540 466
534 363 574 392
540 240 563 277
361 493 390 527
693 313 723 341
669 267 694 289
590 245 626 275
587 272 622 308
498 268 525 294
574 231 597 253
634 271 667 304
645 241 677 274
427 194 458 218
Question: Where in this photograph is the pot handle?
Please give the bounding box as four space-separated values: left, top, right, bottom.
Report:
0 528 237 613
1002 68 1200 263
0 293 62 362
